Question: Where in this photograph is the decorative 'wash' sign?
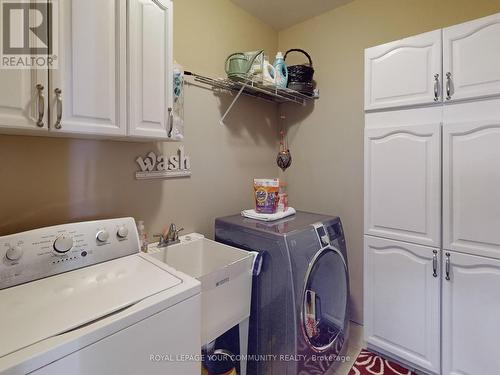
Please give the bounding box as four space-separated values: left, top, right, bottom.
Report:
135 146 191 180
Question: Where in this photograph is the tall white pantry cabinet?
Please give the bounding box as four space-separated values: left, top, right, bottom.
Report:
364 12 500 375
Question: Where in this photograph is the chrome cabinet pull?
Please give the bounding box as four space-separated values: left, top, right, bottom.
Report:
167 107 173 138
54 88 62 129
433 74 439 102
446 72 452 100
36 84 45 127
432 250 438 277
445 252 451 281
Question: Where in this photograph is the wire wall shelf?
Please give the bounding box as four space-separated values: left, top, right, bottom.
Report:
185 72 317 106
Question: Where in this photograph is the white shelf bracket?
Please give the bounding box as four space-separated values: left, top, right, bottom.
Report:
219 83 247 126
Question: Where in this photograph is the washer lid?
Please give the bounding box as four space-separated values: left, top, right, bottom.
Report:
0 255 182 358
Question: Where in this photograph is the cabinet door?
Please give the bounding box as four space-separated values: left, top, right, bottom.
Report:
443 117 500 258
365 114 441 247
443 12 500 102
50 0 126 136
442 251 500 375
128 0 173 139
0 70 48 133
364 236 440 374
365 30 442 110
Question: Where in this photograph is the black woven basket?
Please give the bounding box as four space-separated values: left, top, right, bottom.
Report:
284 49 314 85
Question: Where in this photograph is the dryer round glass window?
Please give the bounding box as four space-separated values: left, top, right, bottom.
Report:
301 246 348 352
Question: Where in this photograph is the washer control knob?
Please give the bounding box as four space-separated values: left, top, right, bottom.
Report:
5 245 23 261
96 230 110 243
117 226 129 239
53 235 74 254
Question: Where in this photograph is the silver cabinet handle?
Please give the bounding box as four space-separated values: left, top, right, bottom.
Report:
446 72 452 100
36 84 45 127
167 107 173 138
432 250 438 277
445 252 451 281
433 74 439 102
54 88 62 129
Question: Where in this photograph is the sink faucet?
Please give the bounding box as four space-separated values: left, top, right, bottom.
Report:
158 223 184 248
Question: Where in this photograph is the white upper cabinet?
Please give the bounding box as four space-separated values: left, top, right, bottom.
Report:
443 100 500 258
0 69 48 133
365 109 441 247
442 251 500 375
0 0 176 140
364 236 441 374
50 0 127 137
128 0 173 139
366 12 500 110
365 30 442 110
0 13 49 134
443 13 500 102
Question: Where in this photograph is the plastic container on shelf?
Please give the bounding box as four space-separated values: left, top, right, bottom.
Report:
273 52 288 88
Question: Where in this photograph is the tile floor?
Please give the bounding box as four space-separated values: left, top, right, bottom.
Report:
326 322 365 375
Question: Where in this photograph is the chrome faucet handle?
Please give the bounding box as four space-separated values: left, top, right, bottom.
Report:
166 223 184 242
175 227 184 241
166 223 177 241
155 224 184 248
153 233 168 247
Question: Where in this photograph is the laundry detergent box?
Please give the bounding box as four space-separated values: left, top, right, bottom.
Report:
253 178 280 214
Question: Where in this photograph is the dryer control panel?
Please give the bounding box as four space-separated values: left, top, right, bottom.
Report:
313 223 331 247
312 220 345 248
0 218 140 289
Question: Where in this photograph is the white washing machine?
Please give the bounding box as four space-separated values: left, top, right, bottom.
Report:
0 218 201 375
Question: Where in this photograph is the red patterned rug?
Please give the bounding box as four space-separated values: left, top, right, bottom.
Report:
348 349 417 375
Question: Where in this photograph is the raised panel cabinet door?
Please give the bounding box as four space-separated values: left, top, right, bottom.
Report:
49 0 127 136
364 236 440 374
0 69 49 133
0 6 49 134
442 251 500 375
365 29 442 110
128 0 174 139
443 12 500 102
443 118 500 258
364 119 441 247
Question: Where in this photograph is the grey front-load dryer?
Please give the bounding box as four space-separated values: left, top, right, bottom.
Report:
215 211 350 375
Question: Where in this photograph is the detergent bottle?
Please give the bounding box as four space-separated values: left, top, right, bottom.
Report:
273 52 288 88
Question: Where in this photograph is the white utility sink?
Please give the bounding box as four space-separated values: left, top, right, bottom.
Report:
148 234 254 345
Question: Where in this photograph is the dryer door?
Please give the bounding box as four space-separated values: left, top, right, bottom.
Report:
301 246 348 353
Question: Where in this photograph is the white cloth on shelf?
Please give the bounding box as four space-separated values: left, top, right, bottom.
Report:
241 207 296 222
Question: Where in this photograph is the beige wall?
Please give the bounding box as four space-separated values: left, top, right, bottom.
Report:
0 0 278 238
278 0 500 324
3 0 500 326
